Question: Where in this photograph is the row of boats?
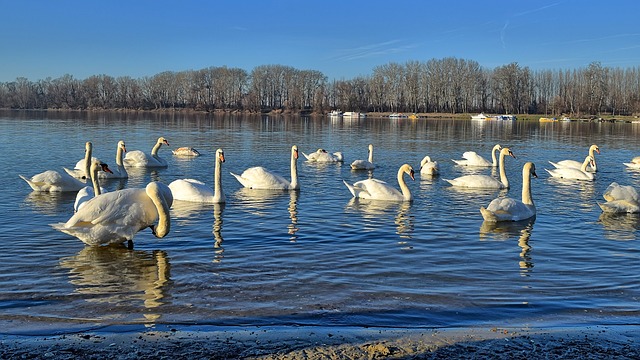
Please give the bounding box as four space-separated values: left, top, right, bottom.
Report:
470 113 517 121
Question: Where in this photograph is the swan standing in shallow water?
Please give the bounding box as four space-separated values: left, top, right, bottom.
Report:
74 160 113 212
480 162 537 222
597 182 640 213
452 144 502 167
53 181 173 247
343 164 415 201
169 148 226 203
623 156 640 169
545 156 595 181
444 148 515 189
549 144 600 172
302 148 343 162
124 137 170 168
350 144 375 170
419 155 439 176
230 145 299 190
172 147 201 157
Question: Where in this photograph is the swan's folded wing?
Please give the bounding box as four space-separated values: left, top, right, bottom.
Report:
598 200 640 213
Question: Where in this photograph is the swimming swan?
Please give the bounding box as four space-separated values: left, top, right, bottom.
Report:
20 163 88 192
443 148 515 189
419 155 439 176
230 145 299 190
480 162 537 222
169 148 226 203
302 148 343 162
172 147 201 157
452 144 502 167
597 182 640 213
53 181 173 246
74 160 113 212
549 144 600 172
623 156 640 169
124 137 170 168
545 156 595 181
343 163 415 201
350 144 375 170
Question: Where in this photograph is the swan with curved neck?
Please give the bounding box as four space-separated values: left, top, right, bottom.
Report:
100 140 128 178
124 137 170 168
20 142 89 193
74 160 113 212
350 144 375 170
302 148 343 162
169 148 226 203
343 163 415 201
444 148 515 189
452 144 502 167
53 181 173 246
549 144 600 172
230 145 299 190
545 156 595 181
480 162 537 222
419 155 439 176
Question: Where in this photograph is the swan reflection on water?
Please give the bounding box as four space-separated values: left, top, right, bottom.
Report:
479 219 535 275
24 191 77 215
345 198 414 245
213 202 225 261
58 246 170 323
598 212 640 241
287 191 299 242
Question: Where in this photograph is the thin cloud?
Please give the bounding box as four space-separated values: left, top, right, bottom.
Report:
513 2 561 17
330 40 420 61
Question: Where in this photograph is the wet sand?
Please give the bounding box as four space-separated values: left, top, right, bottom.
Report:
1 325 638 359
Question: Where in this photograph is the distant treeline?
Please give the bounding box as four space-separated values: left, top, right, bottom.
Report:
1 58 639 116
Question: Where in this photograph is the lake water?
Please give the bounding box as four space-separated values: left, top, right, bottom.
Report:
1 110 639 335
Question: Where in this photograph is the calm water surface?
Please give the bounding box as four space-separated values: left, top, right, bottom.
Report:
1 110 639 335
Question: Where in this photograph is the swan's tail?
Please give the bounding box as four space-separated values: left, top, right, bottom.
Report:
480 207 498 222
441 178 455 186
451 159 466 166
301 152 312 160
342 180 357 198
19 175 39 191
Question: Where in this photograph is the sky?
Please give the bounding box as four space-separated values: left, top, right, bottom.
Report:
1 0 639 83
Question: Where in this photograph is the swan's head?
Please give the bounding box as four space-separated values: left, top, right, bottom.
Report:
401 164 415 181
292 145 299 159
590 144 600 154
317 148 327 153
118 140 126 152
333 152 344 161
157 137 170 147
524 162 538 178
85 141 92 152
420 156 432 168
368 144 374 152
216 148 225 163
501 147 516 159
90 160 113 174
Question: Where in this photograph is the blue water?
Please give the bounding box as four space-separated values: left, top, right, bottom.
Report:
1 110 639 335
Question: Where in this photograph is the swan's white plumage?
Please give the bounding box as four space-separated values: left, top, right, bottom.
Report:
302 149 343 162
63 141 96 179
444 148 515 189
452 144 502 167
172 147 201 156
549 144 599 172
53 182 173 246
169 148 225 203
230 145 299 190
598 182 640 213
419 156 439 176
623 156 640 169
20 169 87 192
545 156 595 181
343 164 415 201
74 160 113 212
124 137 169 168
480 162 537 222
350 144 375 170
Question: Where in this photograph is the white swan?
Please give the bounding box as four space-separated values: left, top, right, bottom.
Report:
52 181 173 246
480 162 537 222
343 163 415 201
350 144 375 170
74 160 113 212
419 155 439 176
230 145 299 190
545 156 595 181
169 148 226 203
549 144 600 172
124 137 170 168
443 148 515 189
172 147 201 157
597 182 640 213
452 144 502 167
623 156 640 169
64 141 96 180
302 148 343 162
20 164 88 192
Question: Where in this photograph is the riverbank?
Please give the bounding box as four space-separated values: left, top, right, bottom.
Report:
1 325 638 359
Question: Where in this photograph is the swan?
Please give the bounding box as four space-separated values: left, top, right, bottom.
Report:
623 156 640 169
172 147 201 157
480 162 537 222
124 137 170 168
20 164 88 192
443 148 515 189
452 144 502 167
302 148 343 162
419 155 439 176
343 163 415 201
64 141 96 179
545 156 595 181
74 160 113 212
52 181 173 246
351 144 375 170
549 144 600 172
597 182 640 213
230 145 300 190
169 148 226 203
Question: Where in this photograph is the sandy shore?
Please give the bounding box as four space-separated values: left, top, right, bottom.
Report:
1 325 638 359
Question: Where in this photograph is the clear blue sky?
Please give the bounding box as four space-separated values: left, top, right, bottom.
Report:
2 0 639 82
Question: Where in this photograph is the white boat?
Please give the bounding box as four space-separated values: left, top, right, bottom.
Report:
471 113 488 120
494 115 516 121
343 111 365 118
329 110 343 117
389 112 408 118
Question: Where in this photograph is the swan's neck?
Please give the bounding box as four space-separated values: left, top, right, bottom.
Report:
491 147 498 166
498 152 509 188
151 141 163 157
581 158 590 172
368 147 374 163
146 183 171 238
116 145 124 166
213 156 225 202
397 169 412 201
83 145 92 181
91 166 101 196
522 169 534 206
589 148 597 171
290 152 299 190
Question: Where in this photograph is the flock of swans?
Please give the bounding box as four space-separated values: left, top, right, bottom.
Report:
18 136 640 248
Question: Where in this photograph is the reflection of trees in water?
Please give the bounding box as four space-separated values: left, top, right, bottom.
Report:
345 198 414 247
479 219 535 276
58 246 171 317
598 212 640 241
